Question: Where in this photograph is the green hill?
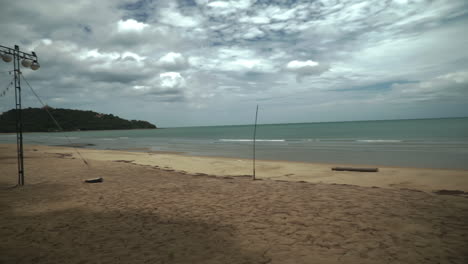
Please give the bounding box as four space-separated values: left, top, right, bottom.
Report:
0 107 157 132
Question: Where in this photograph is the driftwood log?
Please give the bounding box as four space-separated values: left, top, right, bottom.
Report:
332 167 379 172
85 177 103 183
433 190 465 195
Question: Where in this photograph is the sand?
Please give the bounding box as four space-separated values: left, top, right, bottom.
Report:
1 143 468 263
10 144 468 192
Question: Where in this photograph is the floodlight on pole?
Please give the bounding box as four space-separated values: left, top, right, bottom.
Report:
31 61 40 70
1 52 13 62
21 59 32 67
0 44 40 186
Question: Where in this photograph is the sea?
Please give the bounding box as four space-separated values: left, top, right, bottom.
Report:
1 117 468 170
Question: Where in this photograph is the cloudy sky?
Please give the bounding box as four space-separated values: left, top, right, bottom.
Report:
1 0 467 127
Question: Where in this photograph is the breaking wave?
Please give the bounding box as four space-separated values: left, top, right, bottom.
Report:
219 139 285 142
356 139 403 143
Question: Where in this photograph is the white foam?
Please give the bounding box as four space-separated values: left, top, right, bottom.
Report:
219 139 285 142
356 139 403 143
55 136 79 139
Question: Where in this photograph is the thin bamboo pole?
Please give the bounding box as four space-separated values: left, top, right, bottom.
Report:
253 105 258 180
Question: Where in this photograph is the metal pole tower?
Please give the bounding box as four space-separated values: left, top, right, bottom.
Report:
1 44 40 186
13 46 25 186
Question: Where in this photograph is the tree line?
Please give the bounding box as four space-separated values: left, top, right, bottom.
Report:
0 107 157 132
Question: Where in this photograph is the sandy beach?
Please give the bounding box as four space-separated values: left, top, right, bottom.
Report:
1 143 468 263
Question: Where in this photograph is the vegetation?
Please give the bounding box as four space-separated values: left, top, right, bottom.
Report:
0 107 157 132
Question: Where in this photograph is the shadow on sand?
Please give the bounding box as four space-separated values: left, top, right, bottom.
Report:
0 184 266 264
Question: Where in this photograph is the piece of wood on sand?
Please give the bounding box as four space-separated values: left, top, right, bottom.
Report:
85 177 104 183
332 167 379 172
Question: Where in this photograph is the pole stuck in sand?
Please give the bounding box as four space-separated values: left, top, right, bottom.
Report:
253 104 259 180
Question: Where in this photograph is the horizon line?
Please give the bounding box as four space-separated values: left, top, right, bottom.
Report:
163 116 468 129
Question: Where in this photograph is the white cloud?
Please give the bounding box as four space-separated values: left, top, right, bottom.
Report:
117 19 148 32
131 72 187 99
239 16 270 24
228 59 273 72
270 8 296 21
206 0 255 17
439 71 468 83
287 60 319 69
286 60 329 81
133 85 148 90
393 0 409 4
242 27 265 39
208 0 253 9
41 38 53 45
159 3 201 27
189 47 276 73
77 49 120 61
319 70 468 107
122 52 146 62
389 71 468 101
207 1 230 8
159 72 186 89
157 52 189 71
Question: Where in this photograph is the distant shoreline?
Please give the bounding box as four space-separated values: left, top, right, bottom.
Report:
0 107 156 132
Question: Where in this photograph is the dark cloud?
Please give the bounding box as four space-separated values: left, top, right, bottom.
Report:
1 0 467 126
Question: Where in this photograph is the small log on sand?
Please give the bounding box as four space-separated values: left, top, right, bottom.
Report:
332 167 379 172
433 190 465 195
85 177 103 183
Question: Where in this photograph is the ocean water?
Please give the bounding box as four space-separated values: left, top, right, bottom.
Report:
1 118 468 169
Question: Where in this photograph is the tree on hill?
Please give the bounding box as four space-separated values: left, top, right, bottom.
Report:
0 107 157 132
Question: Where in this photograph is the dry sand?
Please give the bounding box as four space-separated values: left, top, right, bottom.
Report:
1 143 468 263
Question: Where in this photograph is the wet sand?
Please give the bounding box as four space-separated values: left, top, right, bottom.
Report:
10 144 468 192
1 144 468 263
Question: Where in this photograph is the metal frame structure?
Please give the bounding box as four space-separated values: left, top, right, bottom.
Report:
1 44 40 186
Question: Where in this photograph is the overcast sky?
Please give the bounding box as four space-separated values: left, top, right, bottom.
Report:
1 0 467 127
